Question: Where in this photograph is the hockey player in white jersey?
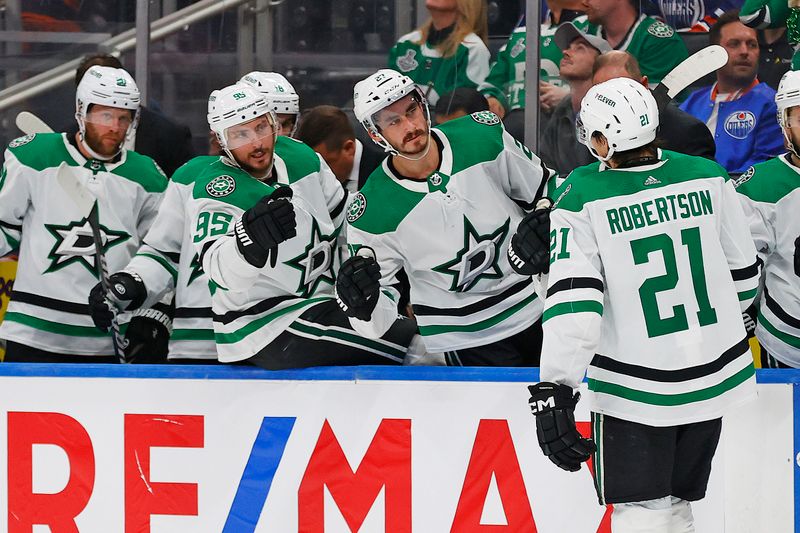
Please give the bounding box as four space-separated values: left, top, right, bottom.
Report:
239 71 300 137
519 78 759 532
736 70 800 368
337 69 549 366
0 65 167 362
182 83 416 368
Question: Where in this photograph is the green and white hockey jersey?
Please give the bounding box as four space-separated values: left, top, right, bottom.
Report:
345 112 548 353
587 15 688 86
735 155 800 366
388 30 490 105
542 150 758 426
187 140 347 362
479 18 590 112
0 133 166 356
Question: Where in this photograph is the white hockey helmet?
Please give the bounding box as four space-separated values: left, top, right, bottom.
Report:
353 68 430 155
75 65 140 159
207 83 278 167
239 71 300 136
578 77 659 162
776 70 800 127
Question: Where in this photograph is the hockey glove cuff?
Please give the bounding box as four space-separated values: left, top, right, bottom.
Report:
528 382 596 472
336 249 381 321
235 186 297 268
88 272 147 331
508 198 553 276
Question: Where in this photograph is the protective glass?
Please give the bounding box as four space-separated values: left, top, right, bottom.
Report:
371 94 429 134
224 113 278 150
84 109 134 129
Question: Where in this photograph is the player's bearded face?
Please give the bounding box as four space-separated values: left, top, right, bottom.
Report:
374 94 430 156
83 105 133 157
785 107 800 150
226 115 277 175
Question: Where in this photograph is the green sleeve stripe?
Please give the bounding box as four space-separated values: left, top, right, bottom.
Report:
587 364 754 406
4 312 109 337
1 227 19 249
137 252 178 282
542 300 603 323
738 288 758 302
171 328 216 341
758 311 800 348
418 292 538 336
215 297 329 345
289 321 406 359
382 290 397 302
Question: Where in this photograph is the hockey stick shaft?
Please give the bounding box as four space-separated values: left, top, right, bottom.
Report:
15 111 53 135
651 44 729 113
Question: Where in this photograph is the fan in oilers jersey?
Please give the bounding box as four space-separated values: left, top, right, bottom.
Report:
337 68 550 366
735 70 800 369
516 77 758 532
87 73 342 363
0 65 167 362
180 83 418 368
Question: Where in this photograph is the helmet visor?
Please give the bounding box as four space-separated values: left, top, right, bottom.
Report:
224 113 278 150
84 108 134 129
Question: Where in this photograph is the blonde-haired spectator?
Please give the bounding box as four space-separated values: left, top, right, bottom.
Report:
388 0 490 106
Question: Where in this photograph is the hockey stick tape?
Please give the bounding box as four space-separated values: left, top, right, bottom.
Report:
356 247 376 260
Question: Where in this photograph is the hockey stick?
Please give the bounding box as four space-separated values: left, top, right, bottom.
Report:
55 163 127 363
15 111 53 135
651 44 728 113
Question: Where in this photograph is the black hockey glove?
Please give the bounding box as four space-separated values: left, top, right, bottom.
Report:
508 198 553 276
528 382 596 472
336 248 381 321
794 237 800 277
742 304 757 338
123 305 172 364
235 186 296 268
88 272 147 331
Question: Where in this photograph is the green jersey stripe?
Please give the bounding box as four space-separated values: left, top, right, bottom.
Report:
4 312 110 337
543 300 603 323
1 227 19 249
171 328 216 341
758 310 800 349
137 252 178 282
738 288 758 301
215 297 327 345
587 364 754 406
417 291 538 336
290 321 406 359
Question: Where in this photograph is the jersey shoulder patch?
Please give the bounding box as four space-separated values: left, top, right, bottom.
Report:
470 110 501 125
734 156 798 203
5 132 76 171
192 162 272 210
647 19 675 38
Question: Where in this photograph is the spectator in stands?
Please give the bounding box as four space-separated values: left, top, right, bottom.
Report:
539 22 610 176
757 27 793 90
433 87 489 124
594 52 716 160
296 105 384 192
680 11 784 174
388 0 489 106
584 0 689 85
71 54 195 177
644 0 739 32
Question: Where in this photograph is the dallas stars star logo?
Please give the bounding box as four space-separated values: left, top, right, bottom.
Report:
433 216 510 292
187 252 205 285
285 219 337 298
45 218 129 275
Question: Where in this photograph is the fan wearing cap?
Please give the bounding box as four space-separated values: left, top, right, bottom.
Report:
735 70 800 369
0 65 168 362
182 82 419 368
521 77 758 532
336 68 551 366
539 21 612 177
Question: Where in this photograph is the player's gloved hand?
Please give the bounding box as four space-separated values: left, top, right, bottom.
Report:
742 304 757 338
508 198 553 276
336 248 381 321
528 382 596 472
123 305 172 364
235 186 296 268
88 272 147 331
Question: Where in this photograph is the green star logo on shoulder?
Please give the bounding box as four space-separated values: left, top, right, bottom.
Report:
206 175 236 198
285 219 337 298
471 111 500 126
433 216 510 292
45 218 129 275
648 20 674 38
347 192 367 223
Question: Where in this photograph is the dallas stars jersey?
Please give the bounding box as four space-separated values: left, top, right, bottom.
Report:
388 30 490 106
735 155 800 367
541 150 758 426
587 15 688 85
345 111 547 353
479 18 589 112
187 140 347 363
0 133 166 356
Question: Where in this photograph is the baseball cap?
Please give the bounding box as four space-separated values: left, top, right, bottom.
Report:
555 22 612 54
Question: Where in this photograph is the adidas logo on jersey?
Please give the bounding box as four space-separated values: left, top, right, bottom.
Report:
644 176 661 186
